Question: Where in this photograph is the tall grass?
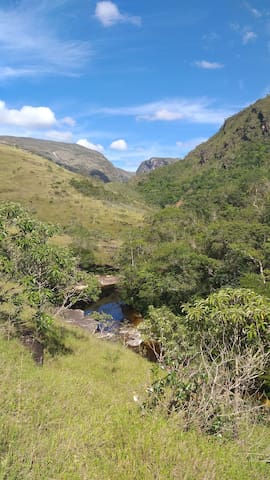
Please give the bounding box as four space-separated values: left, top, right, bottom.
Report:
0 327 269 479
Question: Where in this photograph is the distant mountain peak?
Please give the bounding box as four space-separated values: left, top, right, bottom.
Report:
136 157 180 175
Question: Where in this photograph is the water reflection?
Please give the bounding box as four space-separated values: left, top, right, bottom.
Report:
84 294 143 331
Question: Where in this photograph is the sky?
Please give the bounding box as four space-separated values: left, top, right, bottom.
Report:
0 0 270 171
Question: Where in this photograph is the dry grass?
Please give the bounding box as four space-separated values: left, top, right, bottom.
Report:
0 144 147 263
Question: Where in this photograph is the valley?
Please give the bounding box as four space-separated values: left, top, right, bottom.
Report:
1 95 270 479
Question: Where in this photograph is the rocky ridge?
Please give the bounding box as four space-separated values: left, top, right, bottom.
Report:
0 135 132 183
136 157 180 174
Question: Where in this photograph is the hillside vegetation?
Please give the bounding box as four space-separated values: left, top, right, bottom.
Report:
135 95 270 207
0 144 148 264
115 96 270 434
122 96 270 313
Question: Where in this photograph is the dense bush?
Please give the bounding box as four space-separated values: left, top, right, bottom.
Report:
141 289 270 436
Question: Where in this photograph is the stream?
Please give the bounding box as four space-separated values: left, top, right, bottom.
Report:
84 292 143 332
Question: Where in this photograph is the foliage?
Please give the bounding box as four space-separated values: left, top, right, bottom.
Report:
142 289 270 436
120 140 270 311
120 241 218 315
0 202 100 354
183 288 270 353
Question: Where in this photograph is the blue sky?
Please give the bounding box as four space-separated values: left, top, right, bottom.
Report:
0 0 269 171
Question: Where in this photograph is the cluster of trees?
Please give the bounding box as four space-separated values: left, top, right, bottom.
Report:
0 202 100 358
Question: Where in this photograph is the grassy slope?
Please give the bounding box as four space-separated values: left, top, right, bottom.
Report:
0 144 148 264
0 330 269 480
0 136 133 182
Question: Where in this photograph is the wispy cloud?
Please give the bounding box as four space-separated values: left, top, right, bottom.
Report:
193 60 224 69
95 1 141 27
0 67 41 79
242 30 257 44
230 23 258 45
0 1 91 77
88 98 234 125
202 32 220 43
244 2 262 18
62 117 76 127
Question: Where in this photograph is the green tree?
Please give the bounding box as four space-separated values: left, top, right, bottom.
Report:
0 202 100 355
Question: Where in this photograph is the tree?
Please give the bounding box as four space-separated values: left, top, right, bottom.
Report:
183 288 270 354
0 202 100 356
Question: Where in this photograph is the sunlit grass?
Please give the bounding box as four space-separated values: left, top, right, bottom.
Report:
0 328 269 480
0 144 148 264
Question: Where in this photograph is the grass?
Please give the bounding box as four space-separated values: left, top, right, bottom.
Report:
0 327 270 480
0 144 148 264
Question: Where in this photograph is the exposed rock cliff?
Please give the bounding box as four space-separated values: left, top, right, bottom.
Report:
136 157 179 175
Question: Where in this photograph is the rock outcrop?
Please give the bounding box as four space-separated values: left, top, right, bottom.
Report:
136 157 179 175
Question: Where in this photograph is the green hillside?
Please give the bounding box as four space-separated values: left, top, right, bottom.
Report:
120 96 270 312
0 143 148 265
135 95 270 208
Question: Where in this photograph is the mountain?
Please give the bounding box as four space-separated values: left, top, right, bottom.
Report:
136 157 179 175
0 136 133 183
183 94 270 167
120 95 270 313
135 95 270 206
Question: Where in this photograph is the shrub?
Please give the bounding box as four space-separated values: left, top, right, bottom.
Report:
143 289 270 436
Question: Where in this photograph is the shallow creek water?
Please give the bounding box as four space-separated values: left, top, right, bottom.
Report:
84 293 143 331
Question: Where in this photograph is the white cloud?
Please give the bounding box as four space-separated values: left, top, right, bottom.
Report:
44 130 73 142
242 31 257 44
77 138 104 153
194 60 224 69
95 1 141 27
202 32 220 43
0 100 57 128
62 116 76 127
230 22 241 33
110 139 128 151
